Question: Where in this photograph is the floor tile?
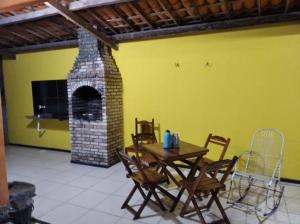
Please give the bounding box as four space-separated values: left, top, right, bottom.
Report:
35 180 63 196
46 170 83 184
69 189 110 209
32 196 63 218
112 181 143 201
159 212 199 224
90 179 125 194
41 203 88 224
45 185 84 202
123 200 163 224
94 194 128 217
87 167 116 178
285 197 300 215
289 213 300 224
283 184 300 199
68 175 101 189
116 217 145 224
74 210 120 224
108 169 128 182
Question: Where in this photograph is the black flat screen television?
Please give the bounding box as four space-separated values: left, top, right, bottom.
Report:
31 79 68 119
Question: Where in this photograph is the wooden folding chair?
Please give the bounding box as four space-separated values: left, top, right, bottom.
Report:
170 156 238 224
116 149 173 220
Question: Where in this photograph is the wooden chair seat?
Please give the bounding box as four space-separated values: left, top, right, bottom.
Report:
139 153 159 165
198 157 214 167
179 175 224 192
131 168 168 186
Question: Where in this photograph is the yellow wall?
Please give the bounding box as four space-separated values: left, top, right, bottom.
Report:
3 48 78 150
3 22 300 179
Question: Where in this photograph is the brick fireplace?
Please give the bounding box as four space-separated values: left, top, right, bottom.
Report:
67 28 123 167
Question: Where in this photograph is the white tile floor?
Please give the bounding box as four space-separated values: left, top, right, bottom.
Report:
5 145 300 224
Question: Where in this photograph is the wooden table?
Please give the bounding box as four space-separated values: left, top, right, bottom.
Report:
142 141 209 186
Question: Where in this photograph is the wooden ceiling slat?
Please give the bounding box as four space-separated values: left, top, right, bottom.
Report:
2 26 34 43
257 0 261 15
137 0 160 22
188 0 204 20
27 22 64 40
46 0 118 50
22 24 49 40
0 39 12 47
86 10 118 34
0 31 27 48
49 17 77 35
156 0 180 24
285 0 290 12
180 0 195 18
111 5 136 30
221 0 231 18
147 0 169 21
129 2 154 28
98 7 124 28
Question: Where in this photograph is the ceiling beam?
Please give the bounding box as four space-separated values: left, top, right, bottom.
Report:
0 0 133 26
0 51 16 59
0 0 47 13
0 39 77 54
45 0 118 50
112 12 300 41
0 39 11 47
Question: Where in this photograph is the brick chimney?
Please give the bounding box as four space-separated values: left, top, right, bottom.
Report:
67 28 123 167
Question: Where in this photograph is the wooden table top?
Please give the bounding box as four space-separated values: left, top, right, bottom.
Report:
142 141 209 161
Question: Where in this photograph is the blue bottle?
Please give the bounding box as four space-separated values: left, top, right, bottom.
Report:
163 130 172 149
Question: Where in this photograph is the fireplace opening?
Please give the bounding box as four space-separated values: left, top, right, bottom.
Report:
72 86 102 121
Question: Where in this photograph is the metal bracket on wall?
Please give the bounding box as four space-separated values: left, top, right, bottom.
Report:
25 115 45 133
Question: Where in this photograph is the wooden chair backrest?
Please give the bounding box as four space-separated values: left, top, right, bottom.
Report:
204 134 231 161
131 133 156 147
135 118 157 143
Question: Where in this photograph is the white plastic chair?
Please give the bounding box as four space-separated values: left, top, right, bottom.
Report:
227 128 285 216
